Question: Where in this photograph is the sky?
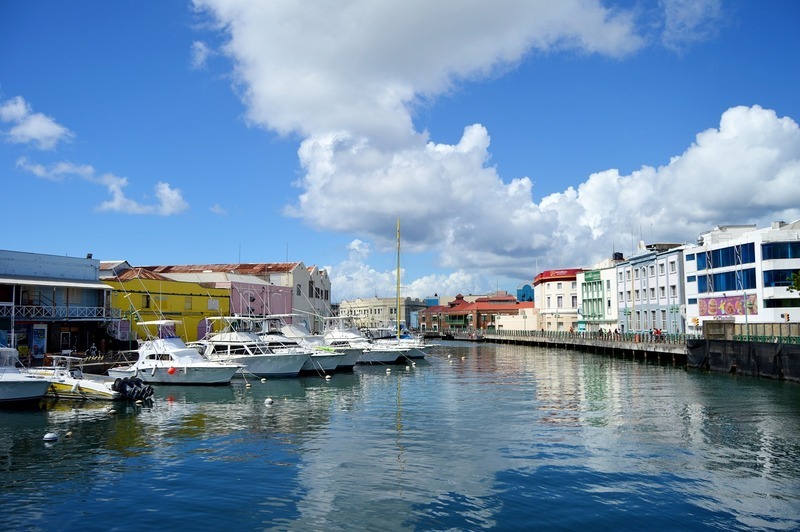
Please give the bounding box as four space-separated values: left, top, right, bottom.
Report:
1 0 799 303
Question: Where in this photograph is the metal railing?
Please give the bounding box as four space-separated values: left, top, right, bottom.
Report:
484 328 702 345
0 305 122 320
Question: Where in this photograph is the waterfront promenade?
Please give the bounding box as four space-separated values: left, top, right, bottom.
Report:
483 330 693 365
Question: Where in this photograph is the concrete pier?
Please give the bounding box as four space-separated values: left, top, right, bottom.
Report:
483 331 689 366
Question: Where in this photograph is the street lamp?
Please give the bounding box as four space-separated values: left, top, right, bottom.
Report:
669 301 680 335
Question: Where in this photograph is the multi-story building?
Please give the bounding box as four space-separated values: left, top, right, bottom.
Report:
577 254 625 333
338 296 427 332
0 250 114 357
100 262 230 343
418 292 533 334
683 220 800 333
534 269 582 332
615 242 685 334
145 262 331 332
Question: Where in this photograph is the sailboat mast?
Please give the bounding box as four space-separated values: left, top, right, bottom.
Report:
396 217 401 341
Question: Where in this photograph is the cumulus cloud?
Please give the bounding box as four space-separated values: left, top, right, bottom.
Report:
16 157 189 216
0 96 73 150
193 1 799 297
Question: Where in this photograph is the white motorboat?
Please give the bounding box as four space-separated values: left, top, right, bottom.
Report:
0 347 51 405
190 317 308 378
282 319 363 370
107 321 241 385
256 318 343 374
29 355 151 401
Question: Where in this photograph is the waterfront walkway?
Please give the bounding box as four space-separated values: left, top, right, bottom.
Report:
481 330 695 365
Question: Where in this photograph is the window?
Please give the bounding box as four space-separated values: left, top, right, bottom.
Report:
142 295 150 308
687 275 696 282
557 296 563 308
547 296 551 308
607 299 611 309
557 282 562 289
606 280 611 289
619 271 624 282
686 253 695 261
571 282 576 289
763 241 800 260
661 309 667 325
649 265 655 277
697 268 757 293
660 286 666 298
688 298 697 304
619 291 624 302
650 288 656 299
571 295 577 308
635 289 640 300
659 263 665 275
670 285 677 298
296 284 302 296
626 290 631 301
764 269 799 287
634 269 639 280
669 261 676 273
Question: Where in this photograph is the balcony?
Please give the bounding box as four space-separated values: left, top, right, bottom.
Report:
0 304 121 320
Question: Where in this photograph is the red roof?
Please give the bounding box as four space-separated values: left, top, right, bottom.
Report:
533 268 583 285
143 263 301 275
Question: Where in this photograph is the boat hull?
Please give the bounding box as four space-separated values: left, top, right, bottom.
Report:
301 352 344 373
358 348 408 364
108 364 238 385
212 353 308 378
0 378 51 404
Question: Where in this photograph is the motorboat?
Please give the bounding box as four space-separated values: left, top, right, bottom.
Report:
0 347 51 405
190 317 308 378
256 317 343 374
281 318 363 370
107 321 241 385
29 355 152 401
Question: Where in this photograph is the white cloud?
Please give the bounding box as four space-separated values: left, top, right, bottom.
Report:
210 203 227 215
660 0 723 52
0 96 73 150
191 40 212 69
17 157 189 216
194 0 644 145
193 1 799 297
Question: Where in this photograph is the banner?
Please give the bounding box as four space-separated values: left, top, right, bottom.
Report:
699 294 757 317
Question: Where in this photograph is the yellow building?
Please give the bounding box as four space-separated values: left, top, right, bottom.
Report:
101 265 230 342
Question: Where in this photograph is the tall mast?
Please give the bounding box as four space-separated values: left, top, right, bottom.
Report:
396 217 401 341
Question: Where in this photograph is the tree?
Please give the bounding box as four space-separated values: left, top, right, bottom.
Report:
789 271 800 293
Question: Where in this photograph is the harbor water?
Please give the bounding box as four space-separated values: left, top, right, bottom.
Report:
1 341 799 531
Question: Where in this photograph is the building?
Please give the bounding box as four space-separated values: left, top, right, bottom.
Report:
615 242 685 334
144 262 331 332
683 220 800 334
0 250 113 357
534 269 582 332
418 292 533 334
100 262 230 343
577 254 625 333
338 296 428 332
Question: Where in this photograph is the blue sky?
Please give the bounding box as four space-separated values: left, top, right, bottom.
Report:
1 0 799 302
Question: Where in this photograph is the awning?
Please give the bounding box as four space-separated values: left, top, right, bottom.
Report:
0 276 111 290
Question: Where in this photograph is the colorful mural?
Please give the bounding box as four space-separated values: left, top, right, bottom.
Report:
699 294 757 317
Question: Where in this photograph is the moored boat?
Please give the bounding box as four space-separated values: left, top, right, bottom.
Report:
0 347 51 405
29 355 144 401
107 321 241 385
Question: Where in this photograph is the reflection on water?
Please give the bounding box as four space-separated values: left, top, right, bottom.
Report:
1 342 798 530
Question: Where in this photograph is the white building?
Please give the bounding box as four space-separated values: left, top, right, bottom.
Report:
615 242 685 334
577 254 625 333
683 220 800 333
534 269 582 332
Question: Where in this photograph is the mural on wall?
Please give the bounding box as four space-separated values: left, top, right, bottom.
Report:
699 294 758 317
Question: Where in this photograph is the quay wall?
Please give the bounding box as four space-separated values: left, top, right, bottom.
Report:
477 330 800 383
483 331 689 366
